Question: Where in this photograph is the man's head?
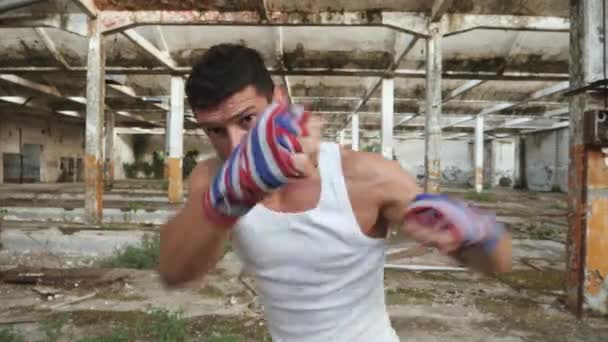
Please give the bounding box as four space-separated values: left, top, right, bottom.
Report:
186 44 283 160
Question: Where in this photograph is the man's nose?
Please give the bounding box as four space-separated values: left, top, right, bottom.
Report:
226 126 246 151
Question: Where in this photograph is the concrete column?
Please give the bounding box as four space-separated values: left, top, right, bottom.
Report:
163 110 170 181
474 115 484 193
567 0 608 317
104 110 115 190
424 23 442 193
338 129 346 146
351 113 360 151
167 76 184 203
381 78 394 159
84 18 105 224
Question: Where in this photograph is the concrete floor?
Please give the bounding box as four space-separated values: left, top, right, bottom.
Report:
0 181 607 341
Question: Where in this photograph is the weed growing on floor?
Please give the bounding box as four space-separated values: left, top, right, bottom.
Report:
0 327 26 342
76 327 130 342
136 308 189 342
463 191 497 203
40 313 70 341
101 233 160 269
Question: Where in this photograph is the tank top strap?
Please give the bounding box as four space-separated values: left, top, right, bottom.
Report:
316 142 351 213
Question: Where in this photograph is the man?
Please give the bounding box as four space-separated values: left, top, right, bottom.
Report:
159 44 512 342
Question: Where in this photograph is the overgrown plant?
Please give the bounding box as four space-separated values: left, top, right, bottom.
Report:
102 233 160 269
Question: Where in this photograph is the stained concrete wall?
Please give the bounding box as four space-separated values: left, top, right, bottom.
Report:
493 140 516 187
523 128 569 192
393 139 473 185
0 114 84 183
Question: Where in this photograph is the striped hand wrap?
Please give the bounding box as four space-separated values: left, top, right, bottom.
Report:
203 101 310 226
405 193 504 253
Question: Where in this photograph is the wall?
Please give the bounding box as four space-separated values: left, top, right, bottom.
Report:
493 140 516 187
524 128 569 192
0 114 84 183
393 139 473 185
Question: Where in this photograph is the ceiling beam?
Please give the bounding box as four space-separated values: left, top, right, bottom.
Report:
443 81 570 129
0 74 64 98
34 28 72 70
70 0 98 18
0 66 570 81
342 36 420 129
444 80 485 102
444 14 570 36
431 0 454 22
0 0 45 13
122 29 178 71
0 13 89 36
100 10 430 37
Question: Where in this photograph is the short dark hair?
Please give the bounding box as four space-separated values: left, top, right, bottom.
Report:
185 44 274 112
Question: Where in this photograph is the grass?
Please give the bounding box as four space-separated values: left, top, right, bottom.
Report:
0 310 267 342
463 191 497 203
101 233 160 269
0 327 26 342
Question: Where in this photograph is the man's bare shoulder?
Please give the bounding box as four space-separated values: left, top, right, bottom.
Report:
340 148 401 182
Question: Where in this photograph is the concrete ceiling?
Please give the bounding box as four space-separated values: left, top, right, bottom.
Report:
0 0 587 141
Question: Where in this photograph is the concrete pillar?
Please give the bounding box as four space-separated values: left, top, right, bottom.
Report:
351 113 360 151
84 18 105 224
167 76 184 203
424 23 442 193
338 129 346 146
567 0 608 317
381 78 394 159
474 115 484 193
163 110 170 181
104 110 115 190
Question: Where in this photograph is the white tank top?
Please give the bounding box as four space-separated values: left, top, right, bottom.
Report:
232 142 399 342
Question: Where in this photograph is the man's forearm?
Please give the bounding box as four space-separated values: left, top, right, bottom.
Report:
449 232 512 275
159 199 232 287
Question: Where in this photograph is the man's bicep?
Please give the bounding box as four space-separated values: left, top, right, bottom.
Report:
379 163 422 225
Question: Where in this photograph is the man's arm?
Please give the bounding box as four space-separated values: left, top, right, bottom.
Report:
374 156 512 274
159 159 231 287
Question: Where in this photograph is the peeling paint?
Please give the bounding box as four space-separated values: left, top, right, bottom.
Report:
84 153 103 223
584 270 608 315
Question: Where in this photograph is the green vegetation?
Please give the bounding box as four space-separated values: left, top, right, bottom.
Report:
101 233 160 269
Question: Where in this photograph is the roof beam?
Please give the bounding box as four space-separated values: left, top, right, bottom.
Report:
0 66 569 81
443 81 570 129
444 14 570 36
0 0 45 13
100 10 430 36
431 0 454 22
0 13 89 36
444 79 485 102
343 36 420 128
122 29 178 71
0 74 64 98
34 28 72 70
70 0 98 18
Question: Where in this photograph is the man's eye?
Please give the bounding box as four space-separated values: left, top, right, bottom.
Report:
240 114 256 126
206 127 224 135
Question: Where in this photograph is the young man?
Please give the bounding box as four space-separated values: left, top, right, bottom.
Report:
159 44 512 342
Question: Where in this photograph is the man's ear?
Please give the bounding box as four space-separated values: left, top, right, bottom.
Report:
272 85 289 104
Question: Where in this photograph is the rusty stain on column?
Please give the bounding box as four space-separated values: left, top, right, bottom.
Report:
167 76 184 203
583 149 608 314
104 110 115 190
167 157 183 203
566 0 607 317
84 17 105 224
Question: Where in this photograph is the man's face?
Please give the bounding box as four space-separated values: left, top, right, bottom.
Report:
195 85 278 160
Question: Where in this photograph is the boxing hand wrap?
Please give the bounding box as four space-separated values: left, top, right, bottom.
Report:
404 193 504 254
202 101 311 226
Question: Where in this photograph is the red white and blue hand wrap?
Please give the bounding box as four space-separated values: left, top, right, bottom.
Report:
202 101 310 226
405 193 504 253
